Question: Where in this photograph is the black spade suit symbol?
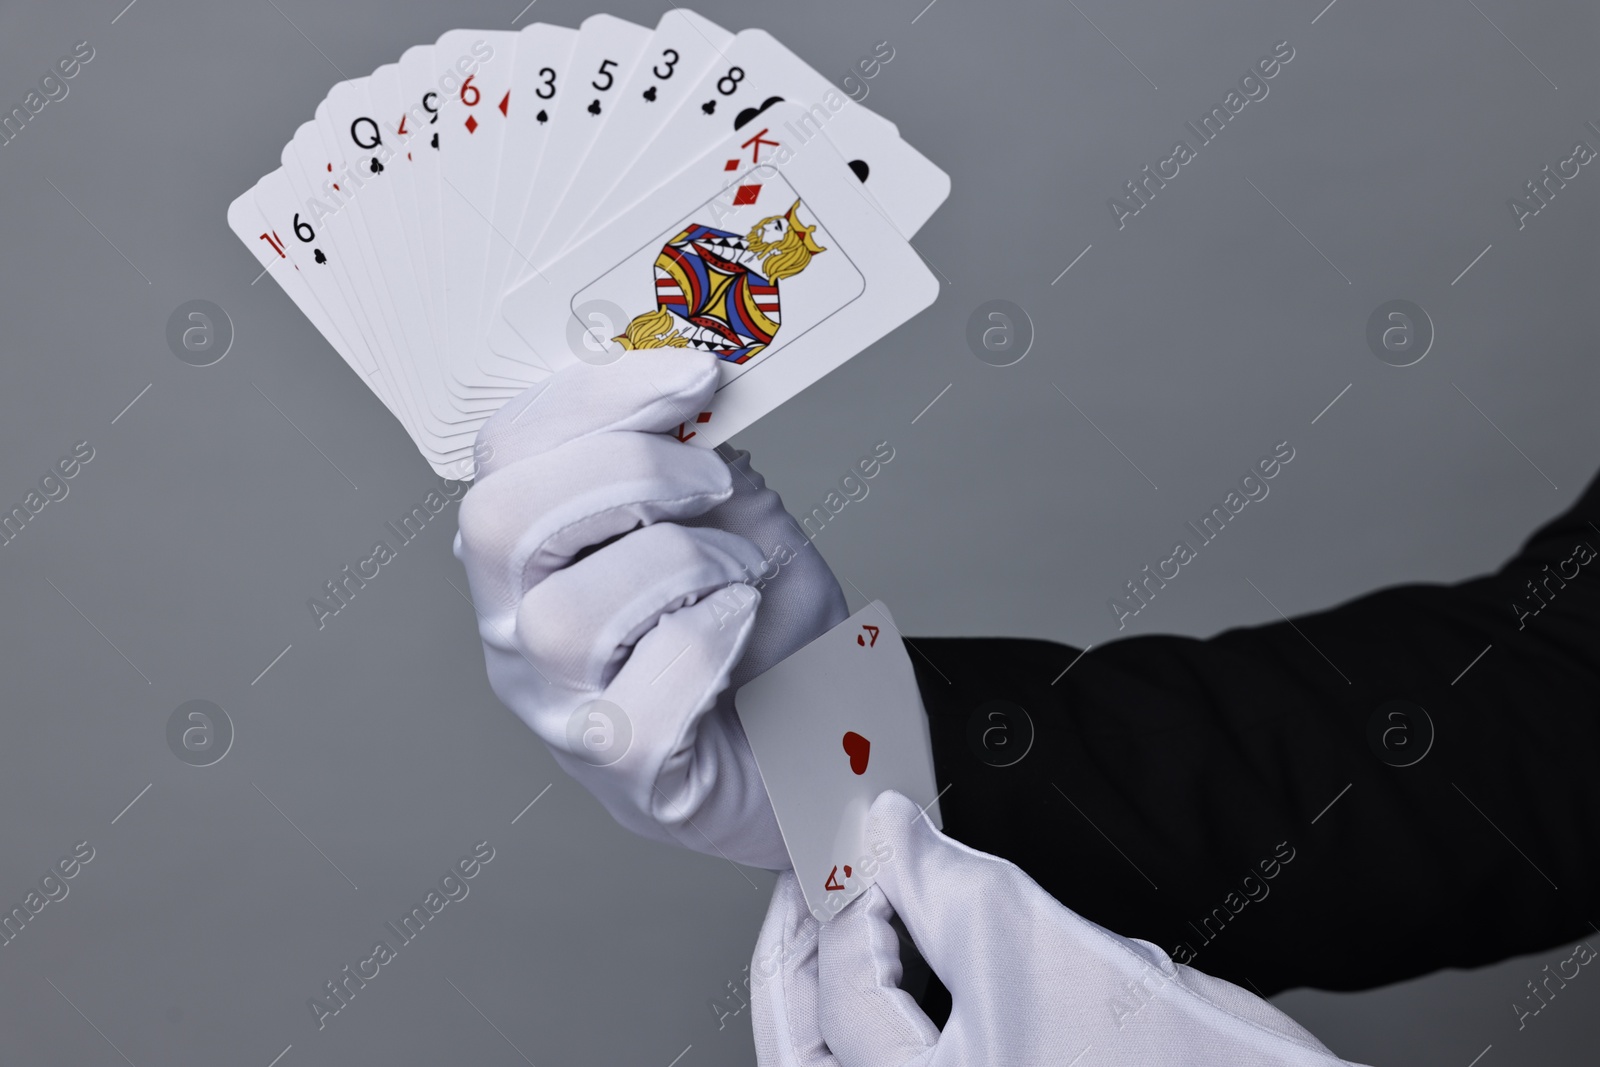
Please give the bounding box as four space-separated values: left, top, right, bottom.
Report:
734 96 785 131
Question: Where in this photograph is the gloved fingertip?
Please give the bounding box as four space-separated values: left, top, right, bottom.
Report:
863 790 933 862
616 345 721 383
611 348 722 419
866 788 924 825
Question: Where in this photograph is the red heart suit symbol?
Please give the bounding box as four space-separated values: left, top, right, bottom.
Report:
842 731 870 775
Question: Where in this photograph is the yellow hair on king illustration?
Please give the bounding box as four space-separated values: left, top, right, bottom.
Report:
613 307 689 350
747 199 826 282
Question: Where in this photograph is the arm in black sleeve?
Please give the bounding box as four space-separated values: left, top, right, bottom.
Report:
908 467 1600 997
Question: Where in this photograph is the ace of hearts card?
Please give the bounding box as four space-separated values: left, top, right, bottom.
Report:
736 601 943 922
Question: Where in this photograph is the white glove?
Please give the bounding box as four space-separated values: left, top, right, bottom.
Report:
454 350 846 869
752 791 1368 1067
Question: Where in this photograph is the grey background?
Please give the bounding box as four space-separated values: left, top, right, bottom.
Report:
0 0 1596 1063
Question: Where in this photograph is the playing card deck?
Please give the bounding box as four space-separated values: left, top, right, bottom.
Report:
229 12 949 478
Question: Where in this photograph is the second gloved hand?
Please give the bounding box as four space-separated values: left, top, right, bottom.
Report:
752 791 1367 1067
454 349 845 869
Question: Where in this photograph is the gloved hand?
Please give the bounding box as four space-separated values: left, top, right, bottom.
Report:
454 349 846 869
752 791 1367 1067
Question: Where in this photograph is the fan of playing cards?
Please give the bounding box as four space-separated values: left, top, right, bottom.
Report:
229 10 948 478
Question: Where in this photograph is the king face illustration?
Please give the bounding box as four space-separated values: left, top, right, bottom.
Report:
613 198 826 363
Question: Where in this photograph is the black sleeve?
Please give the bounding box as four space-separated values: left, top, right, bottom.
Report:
907 467 1600 998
